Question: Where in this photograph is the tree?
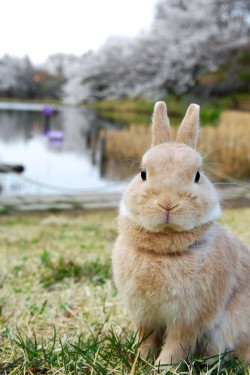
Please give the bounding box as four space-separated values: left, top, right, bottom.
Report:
148 0 250 94
0 55 34 97
61 0 250 103
63 37 135 104
0 55 64 99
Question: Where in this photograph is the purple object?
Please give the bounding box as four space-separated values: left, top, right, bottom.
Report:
42 106 54 117
45 130 64 140
45 130 64 148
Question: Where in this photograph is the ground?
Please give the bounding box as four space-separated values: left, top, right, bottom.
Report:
0 208 250 374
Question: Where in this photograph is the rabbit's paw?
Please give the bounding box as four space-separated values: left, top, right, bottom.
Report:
139 343 153 359
155 354 176 373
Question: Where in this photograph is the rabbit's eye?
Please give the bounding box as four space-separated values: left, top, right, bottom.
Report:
194 171 200 183
141 169 147 181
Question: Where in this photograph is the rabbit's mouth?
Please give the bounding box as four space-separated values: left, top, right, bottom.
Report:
158 203 179 224
165 209 176 224
155 210 185 231
157 208 195 232
157 203 182 228
164 210 173 224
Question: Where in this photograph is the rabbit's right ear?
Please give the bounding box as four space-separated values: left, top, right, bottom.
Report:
151 101 171 147
176 104 200 149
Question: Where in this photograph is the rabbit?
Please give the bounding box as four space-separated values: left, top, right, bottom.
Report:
112 101 250 369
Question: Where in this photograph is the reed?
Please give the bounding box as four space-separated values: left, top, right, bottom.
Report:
100 111 250 180
200 111 250 179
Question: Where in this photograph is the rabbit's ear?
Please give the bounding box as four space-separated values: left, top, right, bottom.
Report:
151 101 171 147
176 104 200 149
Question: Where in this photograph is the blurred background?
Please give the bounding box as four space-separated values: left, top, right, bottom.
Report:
0 0 249 205
1 2 249 372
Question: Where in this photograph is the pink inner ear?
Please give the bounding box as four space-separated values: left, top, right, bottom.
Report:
151 101 171 147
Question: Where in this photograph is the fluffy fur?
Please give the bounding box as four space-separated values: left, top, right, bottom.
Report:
112 101 250 367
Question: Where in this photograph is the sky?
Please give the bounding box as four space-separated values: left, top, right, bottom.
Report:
0 0 157 64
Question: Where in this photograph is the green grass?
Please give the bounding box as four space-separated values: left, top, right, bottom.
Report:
1 92 249 126
0 96 63 105
40 255 111 288
2 327 247 375
0 209 249 374
89 98 155 125
88 93 250 126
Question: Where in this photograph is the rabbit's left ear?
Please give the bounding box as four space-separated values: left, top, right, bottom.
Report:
176 104 200 149
151 101 171 147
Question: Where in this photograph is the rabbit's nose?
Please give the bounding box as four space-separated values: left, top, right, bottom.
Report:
158 202 179 211
167 203 179 211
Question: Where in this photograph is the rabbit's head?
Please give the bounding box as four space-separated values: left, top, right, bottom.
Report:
120 102 221 232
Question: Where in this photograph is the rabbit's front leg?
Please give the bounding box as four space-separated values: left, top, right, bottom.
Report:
136 325 161 359
155 325 199 368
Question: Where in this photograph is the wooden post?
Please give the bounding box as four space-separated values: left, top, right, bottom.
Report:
99 137 106 178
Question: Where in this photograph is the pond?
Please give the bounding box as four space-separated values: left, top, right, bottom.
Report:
0 103 128 196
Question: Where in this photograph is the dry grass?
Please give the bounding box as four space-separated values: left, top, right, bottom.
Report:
0 212 123 343
0 209 250 373
200 111 250 179
101 110 250 180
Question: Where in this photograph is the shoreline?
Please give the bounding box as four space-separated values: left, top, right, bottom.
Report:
0 184 249 213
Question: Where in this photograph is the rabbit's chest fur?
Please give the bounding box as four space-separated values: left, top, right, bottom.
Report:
112 231 222 328
113 218 250 359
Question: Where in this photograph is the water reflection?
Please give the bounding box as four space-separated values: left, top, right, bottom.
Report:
0 105 127 196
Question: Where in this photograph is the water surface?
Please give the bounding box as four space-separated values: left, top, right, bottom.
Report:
0 103 126 196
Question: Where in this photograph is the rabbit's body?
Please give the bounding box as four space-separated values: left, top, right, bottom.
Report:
112 102 250 366
113 217 250 363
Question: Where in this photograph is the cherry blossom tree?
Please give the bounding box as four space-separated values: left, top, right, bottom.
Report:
0 56 35 97
0 55 63 99
57 0 250 103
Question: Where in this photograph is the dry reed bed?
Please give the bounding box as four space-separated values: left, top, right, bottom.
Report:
101 110 250 180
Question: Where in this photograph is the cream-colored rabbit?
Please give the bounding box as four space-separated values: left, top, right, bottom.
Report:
112 101 250 368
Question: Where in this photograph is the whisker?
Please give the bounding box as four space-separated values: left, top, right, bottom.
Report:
196 223 212 237
214 182 250 188
205 166 250 187
203 162 225 168
220 200 234 209
202 144 232 159
123 158 140 164
121 159 141 176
